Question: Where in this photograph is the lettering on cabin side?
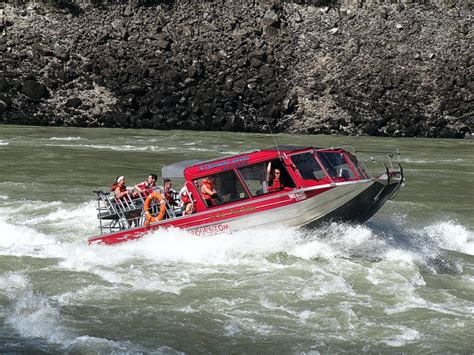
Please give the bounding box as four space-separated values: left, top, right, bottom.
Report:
210 205 257 220
191 223 230 236
199 156 249 172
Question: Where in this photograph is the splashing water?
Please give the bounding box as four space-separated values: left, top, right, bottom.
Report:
0 126 472 352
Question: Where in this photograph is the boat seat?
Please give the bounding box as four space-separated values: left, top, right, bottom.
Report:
95 190 144 220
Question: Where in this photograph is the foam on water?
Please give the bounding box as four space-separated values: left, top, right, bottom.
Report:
401 157 467 165
2 197 472 272
382 325 421 347
0 272 71 345
0 272 154 352
422 221 474 255
48 136 82 141
0 197 473 351
113 226 298 266
22 201 97 230
0 272 30 298
42 142 231 154
44 143 178 152
188 147 217 152
0 216 55 250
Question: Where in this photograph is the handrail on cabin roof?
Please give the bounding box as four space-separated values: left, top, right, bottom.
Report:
190 149 261 167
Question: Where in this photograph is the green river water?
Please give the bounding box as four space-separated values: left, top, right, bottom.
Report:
0 125 473 353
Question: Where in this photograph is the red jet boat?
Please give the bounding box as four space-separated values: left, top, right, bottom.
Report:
89 145 404 245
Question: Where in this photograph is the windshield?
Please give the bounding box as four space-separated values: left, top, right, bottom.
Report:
291 152 326 180
316 151 356 180
347 153 371 179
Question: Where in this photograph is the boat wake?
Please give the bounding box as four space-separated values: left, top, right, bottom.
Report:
0 202 472 352
1 201 471 271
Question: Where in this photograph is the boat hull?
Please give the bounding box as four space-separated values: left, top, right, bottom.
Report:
88 174 403 245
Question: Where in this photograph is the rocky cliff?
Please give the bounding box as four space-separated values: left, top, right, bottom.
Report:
0 0 472 138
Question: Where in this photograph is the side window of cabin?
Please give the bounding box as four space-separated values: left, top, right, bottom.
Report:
316 152 356 180
194 170 248 208
238 159 295 196
291 152 326 180
238 163 267 196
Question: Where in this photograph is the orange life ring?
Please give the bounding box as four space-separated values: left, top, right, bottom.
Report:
143 191 166 227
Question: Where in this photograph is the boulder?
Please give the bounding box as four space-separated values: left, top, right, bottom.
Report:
21 80 48 100
66 97 82 108
0 78 10 92
263 9 279 27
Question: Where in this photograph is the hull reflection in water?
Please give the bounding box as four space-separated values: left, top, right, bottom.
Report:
89 145 404 245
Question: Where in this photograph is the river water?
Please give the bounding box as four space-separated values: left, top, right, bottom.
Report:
0 125 472 353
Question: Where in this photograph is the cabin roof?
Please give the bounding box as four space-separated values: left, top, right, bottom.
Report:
162 159 202 178
161 145 322 178
161 146 326 179
263 145 311 151
178 146 316 179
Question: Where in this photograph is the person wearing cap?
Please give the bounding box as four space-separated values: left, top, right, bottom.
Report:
111 176 130 200
111 176 141 227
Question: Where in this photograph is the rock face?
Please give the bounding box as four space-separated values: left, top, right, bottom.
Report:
0 0 472 138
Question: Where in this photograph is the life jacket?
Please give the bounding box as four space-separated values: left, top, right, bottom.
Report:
164 190 177 206
111 183 128 201
180 186 196 214
181 190 192 204
200 179 215 200
111 183 126 192
111 183 127 194
137 181 155 196
268 177 281 192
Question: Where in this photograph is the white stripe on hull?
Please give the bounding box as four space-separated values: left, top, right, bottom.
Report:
187 180 374 233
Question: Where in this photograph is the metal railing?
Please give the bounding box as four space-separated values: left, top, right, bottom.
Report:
94 187 183 235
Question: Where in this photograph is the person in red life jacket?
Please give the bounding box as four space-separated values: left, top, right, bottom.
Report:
266 162 284 192
162 178 178 217
134 173 157 197
201 175 220 207
111 176 131 200
111 176 140 226
162 179 176 205
180 185 195 215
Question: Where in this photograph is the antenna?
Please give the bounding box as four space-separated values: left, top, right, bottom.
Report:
264 117 282 159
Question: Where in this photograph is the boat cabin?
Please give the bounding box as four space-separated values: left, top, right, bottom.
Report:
178 145 372 213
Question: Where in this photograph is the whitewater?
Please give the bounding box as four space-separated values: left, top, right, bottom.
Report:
0 126 472 353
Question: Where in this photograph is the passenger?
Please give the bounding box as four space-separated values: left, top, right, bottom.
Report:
162 178 178 207
266 162 284 192
111 176 131 200
134 173 157 197
201 175 220 207
180 186 195 215
111 176 139 226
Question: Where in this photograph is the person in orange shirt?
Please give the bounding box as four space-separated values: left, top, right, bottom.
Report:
201 175 220 207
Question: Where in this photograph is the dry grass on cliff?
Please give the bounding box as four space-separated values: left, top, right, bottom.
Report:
41 83 117 120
